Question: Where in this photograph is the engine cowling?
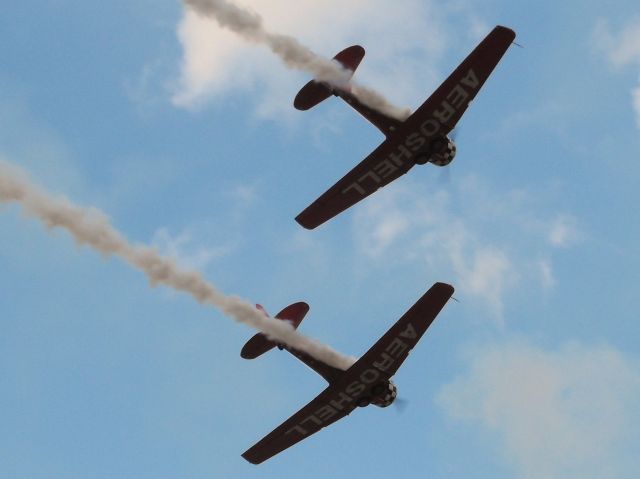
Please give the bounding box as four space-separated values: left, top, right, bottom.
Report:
371 381 398 408
429 137 456 167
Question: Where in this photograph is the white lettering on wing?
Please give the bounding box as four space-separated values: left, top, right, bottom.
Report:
341 68 479 198
285 317 425 438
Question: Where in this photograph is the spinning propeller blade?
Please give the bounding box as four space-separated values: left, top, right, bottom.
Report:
394 397 409 413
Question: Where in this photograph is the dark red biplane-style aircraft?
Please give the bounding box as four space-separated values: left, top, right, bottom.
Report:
240 282 455 464
294 25 516 229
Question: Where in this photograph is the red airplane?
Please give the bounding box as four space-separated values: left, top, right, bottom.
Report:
240 282 455 464
294 25 516 229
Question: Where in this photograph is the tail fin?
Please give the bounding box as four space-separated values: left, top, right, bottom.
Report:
293 45 365 111
240 302 310 359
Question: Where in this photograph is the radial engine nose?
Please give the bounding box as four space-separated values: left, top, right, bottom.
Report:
372 381 398 408
429 137 456 166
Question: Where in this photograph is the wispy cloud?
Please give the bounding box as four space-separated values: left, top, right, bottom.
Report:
0 159 356 370
538 259 555 289
547 214 582 248
151 227 231 271
227 182 258 209
594 18 640 68
176 0 412 120
593 18 640 128
454 246 512 321
172 0 451 117
0 92 85 197
633 81 640 127
351 177 577 321
124 60 174 115
438 339 640 478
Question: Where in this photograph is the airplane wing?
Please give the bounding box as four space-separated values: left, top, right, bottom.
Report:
242 385 356 465
345 282 454 382
404 25 515 135
295 26 515 230
295 137 410 229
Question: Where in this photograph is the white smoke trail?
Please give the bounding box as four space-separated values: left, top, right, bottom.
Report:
183 0 412 120
0 160 357 370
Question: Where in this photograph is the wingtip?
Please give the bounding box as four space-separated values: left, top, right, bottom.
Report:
294 214 316 230
495 25 516 40
433 282 455 297
241 452 261 465
240 344 258 360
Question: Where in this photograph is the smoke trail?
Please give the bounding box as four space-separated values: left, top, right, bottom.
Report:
0 161 357 370
183 0 412 120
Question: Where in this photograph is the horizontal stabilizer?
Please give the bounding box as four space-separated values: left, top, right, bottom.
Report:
294 81 332 111
241 302 310 359
294 45 365 111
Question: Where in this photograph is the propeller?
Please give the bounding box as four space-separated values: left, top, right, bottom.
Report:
438 127 460 186
394 397 409 413
438 164 452 185
449 127 460 142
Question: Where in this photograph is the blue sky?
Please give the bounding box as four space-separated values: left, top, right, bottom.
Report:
1 0 639 477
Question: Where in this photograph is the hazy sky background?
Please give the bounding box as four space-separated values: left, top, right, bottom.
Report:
1 1 639 477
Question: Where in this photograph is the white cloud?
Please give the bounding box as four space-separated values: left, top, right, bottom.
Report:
367 214 411 258
456 247 512 320
227 183 258 209
351 177 582 321
0 92 86 199
594 18 640 68
173 8 260 109
634 81 640 128
353 181 514 320
547 214 581 248
594 18 640 128
172 0 454 116
124 60 174 115
435 221 515 322
151 226 231 270
353 189 412 258
438 340 640 479
538 259 555 289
